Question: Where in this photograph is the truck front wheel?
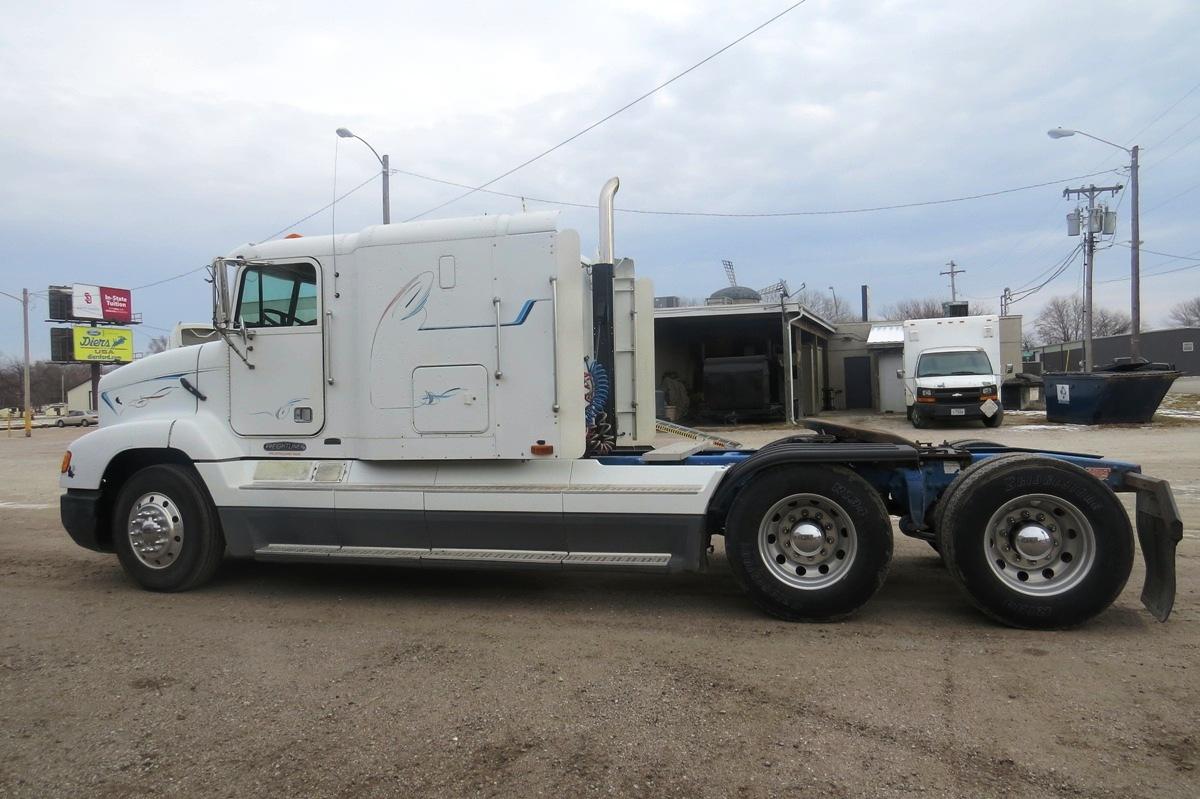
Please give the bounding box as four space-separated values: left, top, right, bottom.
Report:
111 464 225 592
982 408 1004 428
724 465 893 621
937 454 1133 628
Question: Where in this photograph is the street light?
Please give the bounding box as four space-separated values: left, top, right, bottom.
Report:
337 127 390 224
1048 127 1141 358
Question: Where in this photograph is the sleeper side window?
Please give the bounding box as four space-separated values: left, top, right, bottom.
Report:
236 263 318 328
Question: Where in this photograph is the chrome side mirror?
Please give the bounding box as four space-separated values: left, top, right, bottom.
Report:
1006 363 1015 374
895 369 905 379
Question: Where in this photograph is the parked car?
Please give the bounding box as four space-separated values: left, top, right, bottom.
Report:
56 410 98 427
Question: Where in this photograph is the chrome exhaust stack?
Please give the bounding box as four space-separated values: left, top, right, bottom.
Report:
598 177 620 264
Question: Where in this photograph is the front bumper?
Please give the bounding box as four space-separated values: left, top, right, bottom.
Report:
60 489 110 552
918 402 990 419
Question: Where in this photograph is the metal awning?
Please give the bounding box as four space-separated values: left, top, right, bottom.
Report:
867 323 904 346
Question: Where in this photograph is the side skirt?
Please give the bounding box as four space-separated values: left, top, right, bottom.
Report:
220 507 707 573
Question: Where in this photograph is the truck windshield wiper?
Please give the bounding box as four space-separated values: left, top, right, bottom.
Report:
950 371 983 375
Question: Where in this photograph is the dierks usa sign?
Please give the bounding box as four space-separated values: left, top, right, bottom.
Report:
72 284 132 323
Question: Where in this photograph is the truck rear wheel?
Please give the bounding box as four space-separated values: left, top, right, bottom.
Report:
937 454 1133 628
724 465 892 621
111 464 224 592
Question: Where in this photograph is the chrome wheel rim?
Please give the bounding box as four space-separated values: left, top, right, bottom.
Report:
984 493 1095 596
126 492 184 569
758 493 858 590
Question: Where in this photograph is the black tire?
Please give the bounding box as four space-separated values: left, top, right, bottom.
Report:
724 465 893 621
910 407 930 429
982 409 1004 428
111 464 225 592
56 419 65 428
80 419 89 427
937 454 1133 629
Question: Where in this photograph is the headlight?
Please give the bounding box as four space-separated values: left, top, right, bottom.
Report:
918 388 933 397
982 385 997 395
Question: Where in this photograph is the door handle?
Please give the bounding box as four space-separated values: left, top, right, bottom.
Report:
493 297 503 379
324 309 335 385
549 277 559 412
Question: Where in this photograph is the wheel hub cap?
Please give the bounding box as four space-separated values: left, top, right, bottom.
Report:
1013 525 1053 559
126 493 184 569
787 522 826 557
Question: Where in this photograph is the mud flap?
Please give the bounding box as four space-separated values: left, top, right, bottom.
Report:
1123 473 1184 621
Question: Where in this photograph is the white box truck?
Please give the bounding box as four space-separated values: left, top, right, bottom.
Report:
55 180 1183 628
899 315 1010 429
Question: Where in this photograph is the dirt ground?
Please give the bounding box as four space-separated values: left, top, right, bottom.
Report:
1 414 1198 799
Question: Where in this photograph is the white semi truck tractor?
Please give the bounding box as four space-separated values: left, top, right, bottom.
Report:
58 179 1183 628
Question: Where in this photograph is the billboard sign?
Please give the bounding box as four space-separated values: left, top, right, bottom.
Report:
72 325 134 363
69 284 133 323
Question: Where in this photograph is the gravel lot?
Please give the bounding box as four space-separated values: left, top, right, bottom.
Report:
1 416 1198 798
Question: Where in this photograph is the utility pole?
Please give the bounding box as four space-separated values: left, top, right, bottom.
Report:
941 260 965 301
1 288 32 437
1129 144 1141 359
1000 287 1012 316
22 288 31 437
1063 183 1122 372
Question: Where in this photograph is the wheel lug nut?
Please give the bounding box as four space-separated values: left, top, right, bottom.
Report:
1021 510 1030 519
1006 517 1014 525
1037 513 1045 521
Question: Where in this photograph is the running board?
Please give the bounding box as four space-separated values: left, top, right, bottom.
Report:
255 544 671 569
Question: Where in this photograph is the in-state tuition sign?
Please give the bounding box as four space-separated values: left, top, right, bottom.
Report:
71 284 133 323
73 326 134 363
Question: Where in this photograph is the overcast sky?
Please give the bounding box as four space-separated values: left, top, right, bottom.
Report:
2 0 1198 358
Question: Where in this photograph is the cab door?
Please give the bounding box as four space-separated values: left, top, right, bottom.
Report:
229 259 326 436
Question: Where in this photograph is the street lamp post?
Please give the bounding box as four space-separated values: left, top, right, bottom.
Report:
1047 127 1141 358
336 127 390 224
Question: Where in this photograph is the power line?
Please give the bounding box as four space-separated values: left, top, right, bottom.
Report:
258 173 380 243
1145 129 1200 170
1097 260 1200 283
402 0 813 222
394 166 1121 218
131 266 208 291
1124 78 1200 145
1112 243 1200 261
1147 108 1200 151
1143 179 1200 213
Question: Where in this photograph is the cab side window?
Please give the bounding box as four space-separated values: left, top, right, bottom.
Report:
236 263 318 328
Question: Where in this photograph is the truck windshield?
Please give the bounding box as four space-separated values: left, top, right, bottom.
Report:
916 350 993 377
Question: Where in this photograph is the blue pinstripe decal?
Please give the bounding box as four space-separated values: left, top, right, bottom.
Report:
419 299 540 331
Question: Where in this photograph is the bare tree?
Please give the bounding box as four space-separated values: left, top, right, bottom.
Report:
1033 295 1132 344
146 335 170 354
1169 297 1200 327
885 297 945 320
792 288 857 323
1092 308 1131 337
1034 296 1084 344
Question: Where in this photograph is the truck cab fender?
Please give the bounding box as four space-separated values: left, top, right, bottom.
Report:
60 419 175 491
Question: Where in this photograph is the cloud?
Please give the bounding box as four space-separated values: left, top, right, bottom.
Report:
1 0 1198 358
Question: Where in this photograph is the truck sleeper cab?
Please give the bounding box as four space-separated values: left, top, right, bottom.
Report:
58 180 1183 630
